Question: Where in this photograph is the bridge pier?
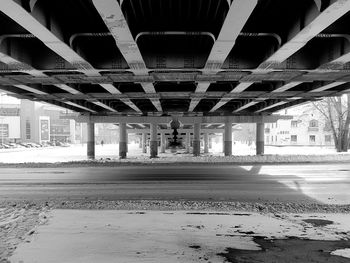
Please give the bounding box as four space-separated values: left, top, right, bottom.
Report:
204 133 209 153
185 132 191 153
150 123 158 158
193 123 201 156
160 132 166 153
224 122 232 156
119 122 127 159
256 123 265 155
142 132 147 153
87 122 95 160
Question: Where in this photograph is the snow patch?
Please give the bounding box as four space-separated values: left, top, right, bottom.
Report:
330 248 350 258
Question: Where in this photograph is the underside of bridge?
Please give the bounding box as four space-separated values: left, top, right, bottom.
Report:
1 0 350 158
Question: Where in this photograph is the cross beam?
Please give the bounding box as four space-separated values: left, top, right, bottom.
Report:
190 0 257 111
204 0 258 71
0 0 141 113
0 49 111 113
92 0 162 112
209 82 255 112
260 0 350 69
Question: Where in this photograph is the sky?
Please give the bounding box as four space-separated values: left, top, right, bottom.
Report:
0 93 20 104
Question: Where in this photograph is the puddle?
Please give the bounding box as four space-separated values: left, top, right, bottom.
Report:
189 245 201 250
303 219 334 227
218 237 350 263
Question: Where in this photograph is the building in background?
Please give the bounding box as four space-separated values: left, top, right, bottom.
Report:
266 103 334 146
0 103 21 143
20 100 80 144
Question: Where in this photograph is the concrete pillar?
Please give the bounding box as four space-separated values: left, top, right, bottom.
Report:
119 122 127 159
256 123 265 155
142 132 147 153
126 132 129 152
185 132 191 153
204 132 209 153
224 122 232 156
87 122 95 159
160 132 166 153
150 123 158 158
139 134 142 148
209 134 212 149
193 123 201 156
222 133 225 153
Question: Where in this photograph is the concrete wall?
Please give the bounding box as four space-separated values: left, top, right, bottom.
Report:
0 116 20 141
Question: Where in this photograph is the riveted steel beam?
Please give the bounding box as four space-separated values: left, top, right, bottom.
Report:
260 0 350 69
91 0 162 112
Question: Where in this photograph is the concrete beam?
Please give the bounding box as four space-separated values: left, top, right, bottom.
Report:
233 100 262 113
209 98 231 112
255 98 300 113
188 83 211 112
231 82 254 93
204 0 258 71
0 50 108 112
260 0 350 68
209 82 255 112
272 82 303 93
310 81 346 92
69 114 292 124
126 129 226 133
0 0 141 113
91 0 162 112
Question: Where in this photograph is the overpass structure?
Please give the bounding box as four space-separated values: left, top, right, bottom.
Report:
0 0 349 158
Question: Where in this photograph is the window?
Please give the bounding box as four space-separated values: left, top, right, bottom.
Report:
324 122 332 131
325 135 332 142
266 136 269 143
26 120 31 139
309 120 318 128
291 135 297 142
291 120 298 128
0 124 9 140
309 135 316 143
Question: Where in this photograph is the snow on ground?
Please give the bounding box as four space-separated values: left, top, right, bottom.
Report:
331 249 350 258
0 143 349 163
8 210 350 262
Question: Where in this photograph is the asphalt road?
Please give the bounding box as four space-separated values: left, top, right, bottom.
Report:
0 164 349 204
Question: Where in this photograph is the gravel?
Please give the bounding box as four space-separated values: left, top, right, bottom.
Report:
1 200 350 214
1 153 350 168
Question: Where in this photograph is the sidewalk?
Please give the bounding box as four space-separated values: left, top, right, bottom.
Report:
8 210 350 262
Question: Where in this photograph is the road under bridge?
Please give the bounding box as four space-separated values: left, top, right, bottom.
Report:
0 0 350 158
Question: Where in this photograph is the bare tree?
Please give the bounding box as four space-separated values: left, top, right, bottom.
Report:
312 94 350 152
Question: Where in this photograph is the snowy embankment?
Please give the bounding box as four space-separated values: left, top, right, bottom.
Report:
0 143 349 166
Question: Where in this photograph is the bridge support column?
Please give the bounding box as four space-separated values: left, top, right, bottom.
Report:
150 123 158 158
142 132 147 153
204 132 209 153
160 132 166 153
139 134 142 148
256 123 265 155
222 133 225 153
87 122 95 160
193 123 201 156
224 122 232 156
185 132 191 153
119 122 127 159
